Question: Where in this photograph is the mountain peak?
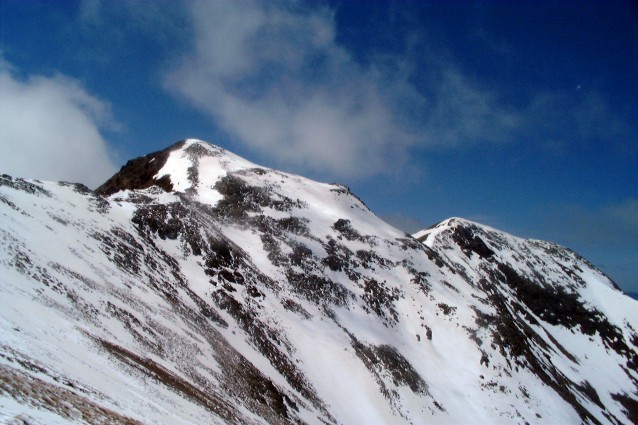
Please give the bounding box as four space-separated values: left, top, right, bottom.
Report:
413 216 488 243
96 139 256 197
95 140 186 196
3 140 638 424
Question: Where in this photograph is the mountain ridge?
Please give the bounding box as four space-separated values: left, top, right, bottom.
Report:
1 139 637 424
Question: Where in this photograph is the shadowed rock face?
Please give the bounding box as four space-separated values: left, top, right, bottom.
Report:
1 141 637 425
95 141 186 195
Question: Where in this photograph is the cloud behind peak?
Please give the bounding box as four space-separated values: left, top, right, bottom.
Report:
164 0 426 179
0 59 118 188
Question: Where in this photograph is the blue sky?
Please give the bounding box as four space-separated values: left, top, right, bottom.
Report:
0 0 636 291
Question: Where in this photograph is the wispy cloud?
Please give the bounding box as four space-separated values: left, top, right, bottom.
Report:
164 0 428 179
0 59 118 188
162 1 632 180
419 68 520 147
522 90 629 152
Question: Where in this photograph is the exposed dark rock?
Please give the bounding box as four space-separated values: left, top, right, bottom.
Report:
287 271 350 307
496 263 631 358
450 225 494 259
477 276 607 425
289 243 314 267
214 174 304 221
437 303 456 316
362 278 400 324
332 219 364 242
322 237 357 274
0 175 51 196
96 141 185 195
612 392 638 424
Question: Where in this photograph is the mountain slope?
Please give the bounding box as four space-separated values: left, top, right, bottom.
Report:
1 139 637 424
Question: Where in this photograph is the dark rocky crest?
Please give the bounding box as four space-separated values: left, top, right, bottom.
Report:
95 141 186 195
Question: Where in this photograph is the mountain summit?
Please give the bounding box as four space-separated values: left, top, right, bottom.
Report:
1 140 637 424
96 139 258 196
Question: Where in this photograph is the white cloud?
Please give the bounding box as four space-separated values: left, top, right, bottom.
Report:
420 68 520 147
163 1 632 179
165 0 426 179
523 90 628 150
0 60 118 188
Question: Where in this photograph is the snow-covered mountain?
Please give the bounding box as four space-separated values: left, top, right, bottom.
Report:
1 139 636 424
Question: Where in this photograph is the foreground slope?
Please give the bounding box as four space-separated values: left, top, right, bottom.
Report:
1 139 637 424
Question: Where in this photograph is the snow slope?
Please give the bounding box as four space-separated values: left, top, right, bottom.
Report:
1 140 636 424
